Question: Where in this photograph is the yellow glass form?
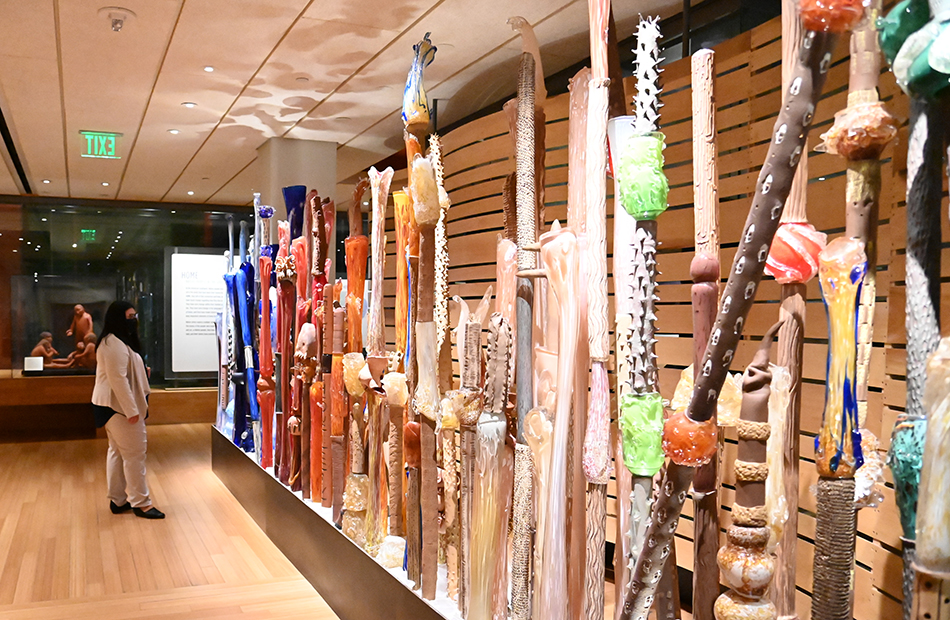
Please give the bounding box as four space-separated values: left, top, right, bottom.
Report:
815 237 867 477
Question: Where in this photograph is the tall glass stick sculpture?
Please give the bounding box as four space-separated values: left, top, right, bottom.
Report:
811 6 897 618
412 154 443 600
537 222 579 620
402 33 435 590
812 236 867 620
472 314 514 620
510 48 539 620
879 2 945 614
583 3 613 619
276 221 295 486
690 47 721 620
365 166 394 554
609 16 670 618
619 4 864 618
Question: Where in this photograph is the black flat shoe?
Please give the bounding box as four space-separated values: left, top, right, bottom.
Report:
133 507 165 519
110 501 132 514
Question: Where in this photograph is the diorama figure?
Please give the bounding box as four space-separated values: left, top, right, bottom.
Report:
66 304 93 345
30 332 58 365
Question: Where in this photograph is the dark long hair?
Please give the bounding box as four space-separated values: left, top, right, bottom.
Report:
98 301 142 353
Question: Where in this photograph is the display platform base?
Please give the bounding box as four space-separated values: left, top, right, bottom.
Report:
211 426 456 620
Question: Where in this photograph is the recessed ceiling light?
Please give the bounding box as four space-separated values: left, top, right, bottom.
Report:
26 241 30 245
72 243 77 248
118 231 123 234
362 201 369 206
12 249 17 253
295 76 309 83
50 209 55 212
171 210 176 214
41 218 47 222
818 176 826 181
168 129 180 135
182 102 197 108
204 65 214 72
42 179 50 184
187 191 195 196
102 182 110 186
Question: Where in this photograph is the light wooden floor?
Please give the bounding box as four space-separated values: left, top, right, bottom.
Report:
0 423 337 619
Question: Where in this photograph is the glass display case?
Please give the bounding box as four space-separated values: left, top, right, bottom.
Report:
0 198 252 386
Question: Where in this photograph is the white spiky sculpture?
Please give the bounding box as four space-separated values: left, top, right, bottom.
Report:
633 16 663 135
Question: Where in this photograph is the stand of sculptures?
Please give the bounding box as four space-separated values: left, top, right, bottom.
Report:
216 2 950 620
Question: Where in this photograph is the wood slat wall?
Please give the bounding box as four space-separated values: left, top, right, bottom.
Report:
377 15 913 620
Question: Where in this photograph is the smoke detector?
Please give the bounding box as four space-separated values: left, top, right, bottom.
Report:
98 6 136 32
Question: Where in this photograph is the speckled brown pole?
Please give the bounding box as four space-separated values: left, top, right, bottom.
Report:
331 305 346 526
621 27 840 620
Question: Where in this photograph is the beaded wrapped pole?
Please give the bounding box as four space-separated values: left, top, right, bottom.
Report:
619 4 862 618
714 322 782 620
690 46 722 620
879 2 946 615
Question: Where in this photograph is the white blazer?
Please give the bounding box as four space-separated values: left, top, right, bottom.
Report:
92 334 150 418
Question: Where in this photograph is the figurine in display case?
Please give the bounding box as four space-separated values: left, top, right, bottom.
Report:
66 304 94 346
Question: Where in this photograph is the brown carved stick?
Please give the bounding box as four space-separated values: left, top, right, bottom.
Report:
773 3 808 614
383 372 407 537
276 222 295 486
258 256 276 470
321 282 334 508
690 47 722 620
585 4 612 620
412 155 442 601
622 22 844 620
294 323 319 502
331 305 346 526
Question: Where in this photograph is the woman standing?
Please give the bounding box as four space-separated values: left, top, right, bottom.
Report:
92 301 165 519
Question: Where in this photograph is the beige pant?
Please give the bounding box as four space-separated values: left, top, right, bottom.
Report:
105 413 150 508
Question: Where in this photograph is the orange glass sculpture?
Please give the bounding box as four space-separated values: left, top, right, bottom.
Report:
662 409 718 466
765 222 827 284
393 190 415 358
819 102 899 161
345 236 368 353
799 0 865 33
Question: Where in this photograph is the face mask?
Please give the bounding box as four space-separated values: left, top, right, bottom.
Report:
126 317 138 333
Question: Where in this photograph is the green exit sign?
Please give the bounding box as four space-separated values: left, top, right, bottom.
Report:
80 131 122 159
81 229 96 241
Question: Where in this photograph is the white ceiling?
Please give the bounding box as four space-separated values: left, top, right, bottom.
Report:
0 0 679 206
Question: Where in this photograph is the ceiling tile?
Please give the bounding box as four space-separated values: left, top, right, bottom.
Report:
119 0 312 200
